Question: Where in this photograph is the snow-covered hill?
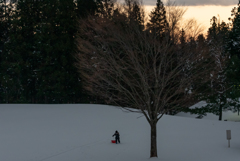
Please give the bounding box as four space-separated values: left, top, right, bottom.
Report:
176 101 240 121
0 104 240 161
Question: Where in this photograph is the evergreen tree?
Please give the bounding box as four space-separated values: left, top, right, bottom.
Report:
0 0 5 65
4 0 84 103
196 34 205 46
197 16 231 120
208 16 218 38
228 0 240 57
179 28 186 46
177 28 186 59
36 0 82 103
96 0 115 19
8 0 46 102
0 0 5 102
225 1 240 116
125 0 144 29
76 0 99 18
0 0 19 103
147 0 169 40
227 0 240 98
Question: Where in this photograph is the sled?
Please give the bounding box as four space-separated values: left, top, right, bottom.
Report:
111 140 116 143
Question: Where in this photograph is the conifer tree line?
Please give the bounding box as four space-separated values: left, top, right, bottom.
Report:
0 0 100 103
182 1 240 120
76 0 240 121
1 0 240 107
76 0 240 158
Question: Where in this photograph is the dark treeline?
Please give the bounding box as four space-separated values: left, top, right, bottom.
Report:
182 2 240 120
1 0 240 106
0 0 101 103
75 0 240 157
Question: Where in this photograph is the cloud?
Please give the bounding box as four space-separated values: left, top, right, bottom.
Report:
142 0 238 6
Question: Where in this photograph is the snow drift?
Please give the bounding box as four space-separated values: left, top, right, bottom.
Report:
0 104 240 161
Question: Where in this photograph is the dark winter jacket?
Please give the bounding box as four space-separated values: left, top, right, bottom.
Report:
112 131 120 138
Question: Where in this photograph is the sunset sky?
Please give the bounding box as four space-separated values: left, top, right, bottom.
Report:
120 0 239 33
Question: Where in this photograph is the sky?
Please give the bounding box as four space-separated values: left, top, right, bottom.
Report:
121 0 240 33
144 0 238 6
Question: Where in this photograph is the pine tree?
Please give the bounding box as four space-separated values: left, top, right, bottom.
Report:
9 0 46 103
177 28 186 59
208 16 218 39
5 0 84 103
147 0 169 40
228 0 240 57
0 0 5 61
179 29 186 45
124 0 144 29
0 0 20 103
35 0 83 103
0 0 5 102
76 0 98 18
227 0 240 83
96 0 115 19
200 16 231 120
225 0 240 116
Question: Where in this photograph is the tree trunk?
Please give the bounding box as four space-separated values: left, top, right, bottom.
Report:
150 122 158 158
219 104 222 121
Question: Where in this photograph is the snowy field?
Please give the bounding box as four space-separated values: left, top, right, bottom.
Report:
0 104 240 161
176 101 240 122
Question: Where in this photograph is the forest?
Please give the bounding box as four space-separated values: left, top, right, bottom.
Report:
1 0 240 115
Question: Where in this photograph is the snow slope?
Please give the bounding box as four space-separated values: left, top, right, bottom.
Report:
0 104 240 161
176 101 240 121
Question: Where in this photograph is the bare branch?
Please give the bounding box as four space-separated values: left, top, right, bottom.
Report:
76 15 213 125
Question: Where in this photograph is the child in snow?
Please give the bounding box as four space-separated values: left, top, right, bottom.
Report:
112 130 120 144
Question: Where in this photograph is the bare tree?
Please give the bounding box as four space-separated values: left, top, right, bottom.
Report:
76 14 213 157
165 0 187 42
181 18 205 40
164 1 204 43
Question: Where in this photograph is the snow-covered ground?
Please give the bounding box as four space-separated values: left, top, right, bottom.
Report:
0 104 240 161
176 101 240 121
